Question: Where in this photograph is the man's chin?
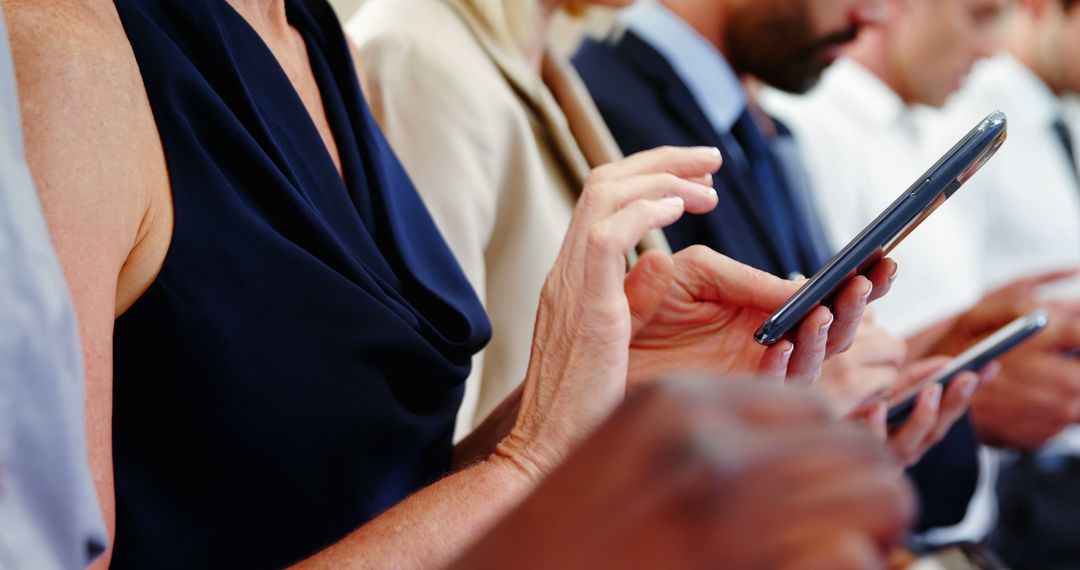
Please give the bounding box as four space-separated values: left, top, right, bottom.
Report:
757 68 825 95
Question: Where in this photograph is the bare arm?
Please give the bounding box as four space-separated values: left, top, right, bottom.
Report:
293 455 532 569
4 1 172 566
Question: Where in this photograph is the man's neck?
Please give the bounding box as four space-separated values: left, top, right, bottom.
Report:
661 0 727 60
846 32 912 105
1007 17 1065 96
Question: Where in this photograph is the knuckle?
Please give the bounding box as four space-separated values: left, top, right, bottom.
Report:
889 338 908 361
658 171 681 189
579 181 608 210
651 145 679 165
836 369 858 390
682 244 712 264
587 164 614 185
586 222 616 256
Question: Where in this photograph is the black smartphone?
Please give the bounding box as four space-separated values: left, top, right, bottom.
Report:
886 310 1049 430
754 111 1008 346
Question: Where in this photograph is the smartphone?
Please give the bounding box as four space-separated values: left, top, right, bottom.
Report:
754 111 1008 346
886 310 1049 430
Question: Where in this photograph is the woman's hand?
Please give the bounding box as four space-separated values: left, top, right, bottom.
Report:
625 246 898 388
497 147 722 477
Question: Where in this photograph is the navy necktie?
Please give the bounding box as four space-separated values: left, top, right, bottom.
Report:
1052 117 1080 185
728 108 814 277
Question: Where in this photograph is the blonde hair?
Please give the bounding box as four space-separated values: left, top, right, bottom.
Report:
464 0 538 46
464 0 591 47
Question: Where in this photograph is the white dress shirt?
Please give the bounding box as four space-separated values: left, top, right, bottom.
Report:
762 59 985 337
0 6 106 567
929 53 1080 299
911 51 1080 544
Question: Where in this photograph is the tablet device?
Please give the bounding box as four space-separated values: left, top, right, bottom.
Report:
886 310 1048 430
754 111 1008 346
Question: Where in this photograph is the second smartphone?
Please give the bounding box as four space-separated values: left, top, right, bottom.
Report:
887 310 1049 430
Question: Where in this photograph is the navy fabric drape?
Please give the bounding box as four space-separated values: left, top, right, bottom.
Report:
110 0 490 566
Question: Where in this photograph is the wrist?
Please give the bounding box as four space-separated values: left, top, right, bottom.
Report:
492 432 548 484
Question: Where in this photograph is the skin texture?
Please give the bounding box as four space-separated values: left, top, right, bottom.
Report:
847 0 1008 107
7 0 891 567
453 380 915 570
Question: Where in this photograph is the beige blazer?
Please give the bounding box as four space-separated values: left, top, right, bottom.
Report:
349 0 668 437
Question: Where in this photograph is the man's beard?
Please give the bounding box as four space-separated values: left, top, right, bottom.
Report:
726 3 859 94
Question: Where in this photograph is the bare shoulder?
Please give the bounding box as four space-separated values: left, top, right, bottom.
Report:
3 0 171 315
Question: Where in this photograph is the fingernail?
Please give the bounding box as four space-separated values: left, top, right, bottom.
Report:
961 377 978 399
701 179 717 196
872 402 887 425
695 146 722 158
861 282 873 302
782 341 795 359
926 384 942 411
889 264 899 283
659 196 685 207
819 315 834 336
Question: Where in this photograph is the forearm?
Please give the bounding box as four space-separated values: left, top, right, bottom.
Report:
454 386 522 468
293 455 534 569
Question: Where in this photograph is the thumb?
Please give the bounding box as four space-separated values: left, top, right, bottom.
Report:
625 249 676 336
674 245 799 312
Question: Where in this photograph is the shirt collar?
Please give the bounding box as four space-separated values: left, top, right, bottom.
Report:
818 58 910 128
622 2 746 134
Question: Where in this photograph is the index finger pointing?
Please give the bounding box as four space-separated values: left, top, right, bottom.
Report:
591 146 722 184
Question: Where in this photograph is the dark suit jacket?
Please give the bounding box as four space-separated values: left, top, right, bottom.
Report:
574 31 980 531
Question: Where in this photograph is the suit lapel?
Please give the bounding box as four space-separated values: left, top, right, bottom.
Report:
445 0 590 190
442 1 670 256
612 31 786 267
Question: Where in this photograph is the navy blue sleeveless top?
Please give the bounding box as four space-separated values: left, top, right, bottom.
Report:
110 0 491 566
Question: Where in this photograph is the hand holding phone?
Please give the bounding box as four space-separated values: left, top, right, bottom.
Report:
886 310 1049 430
755 111 1008 346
